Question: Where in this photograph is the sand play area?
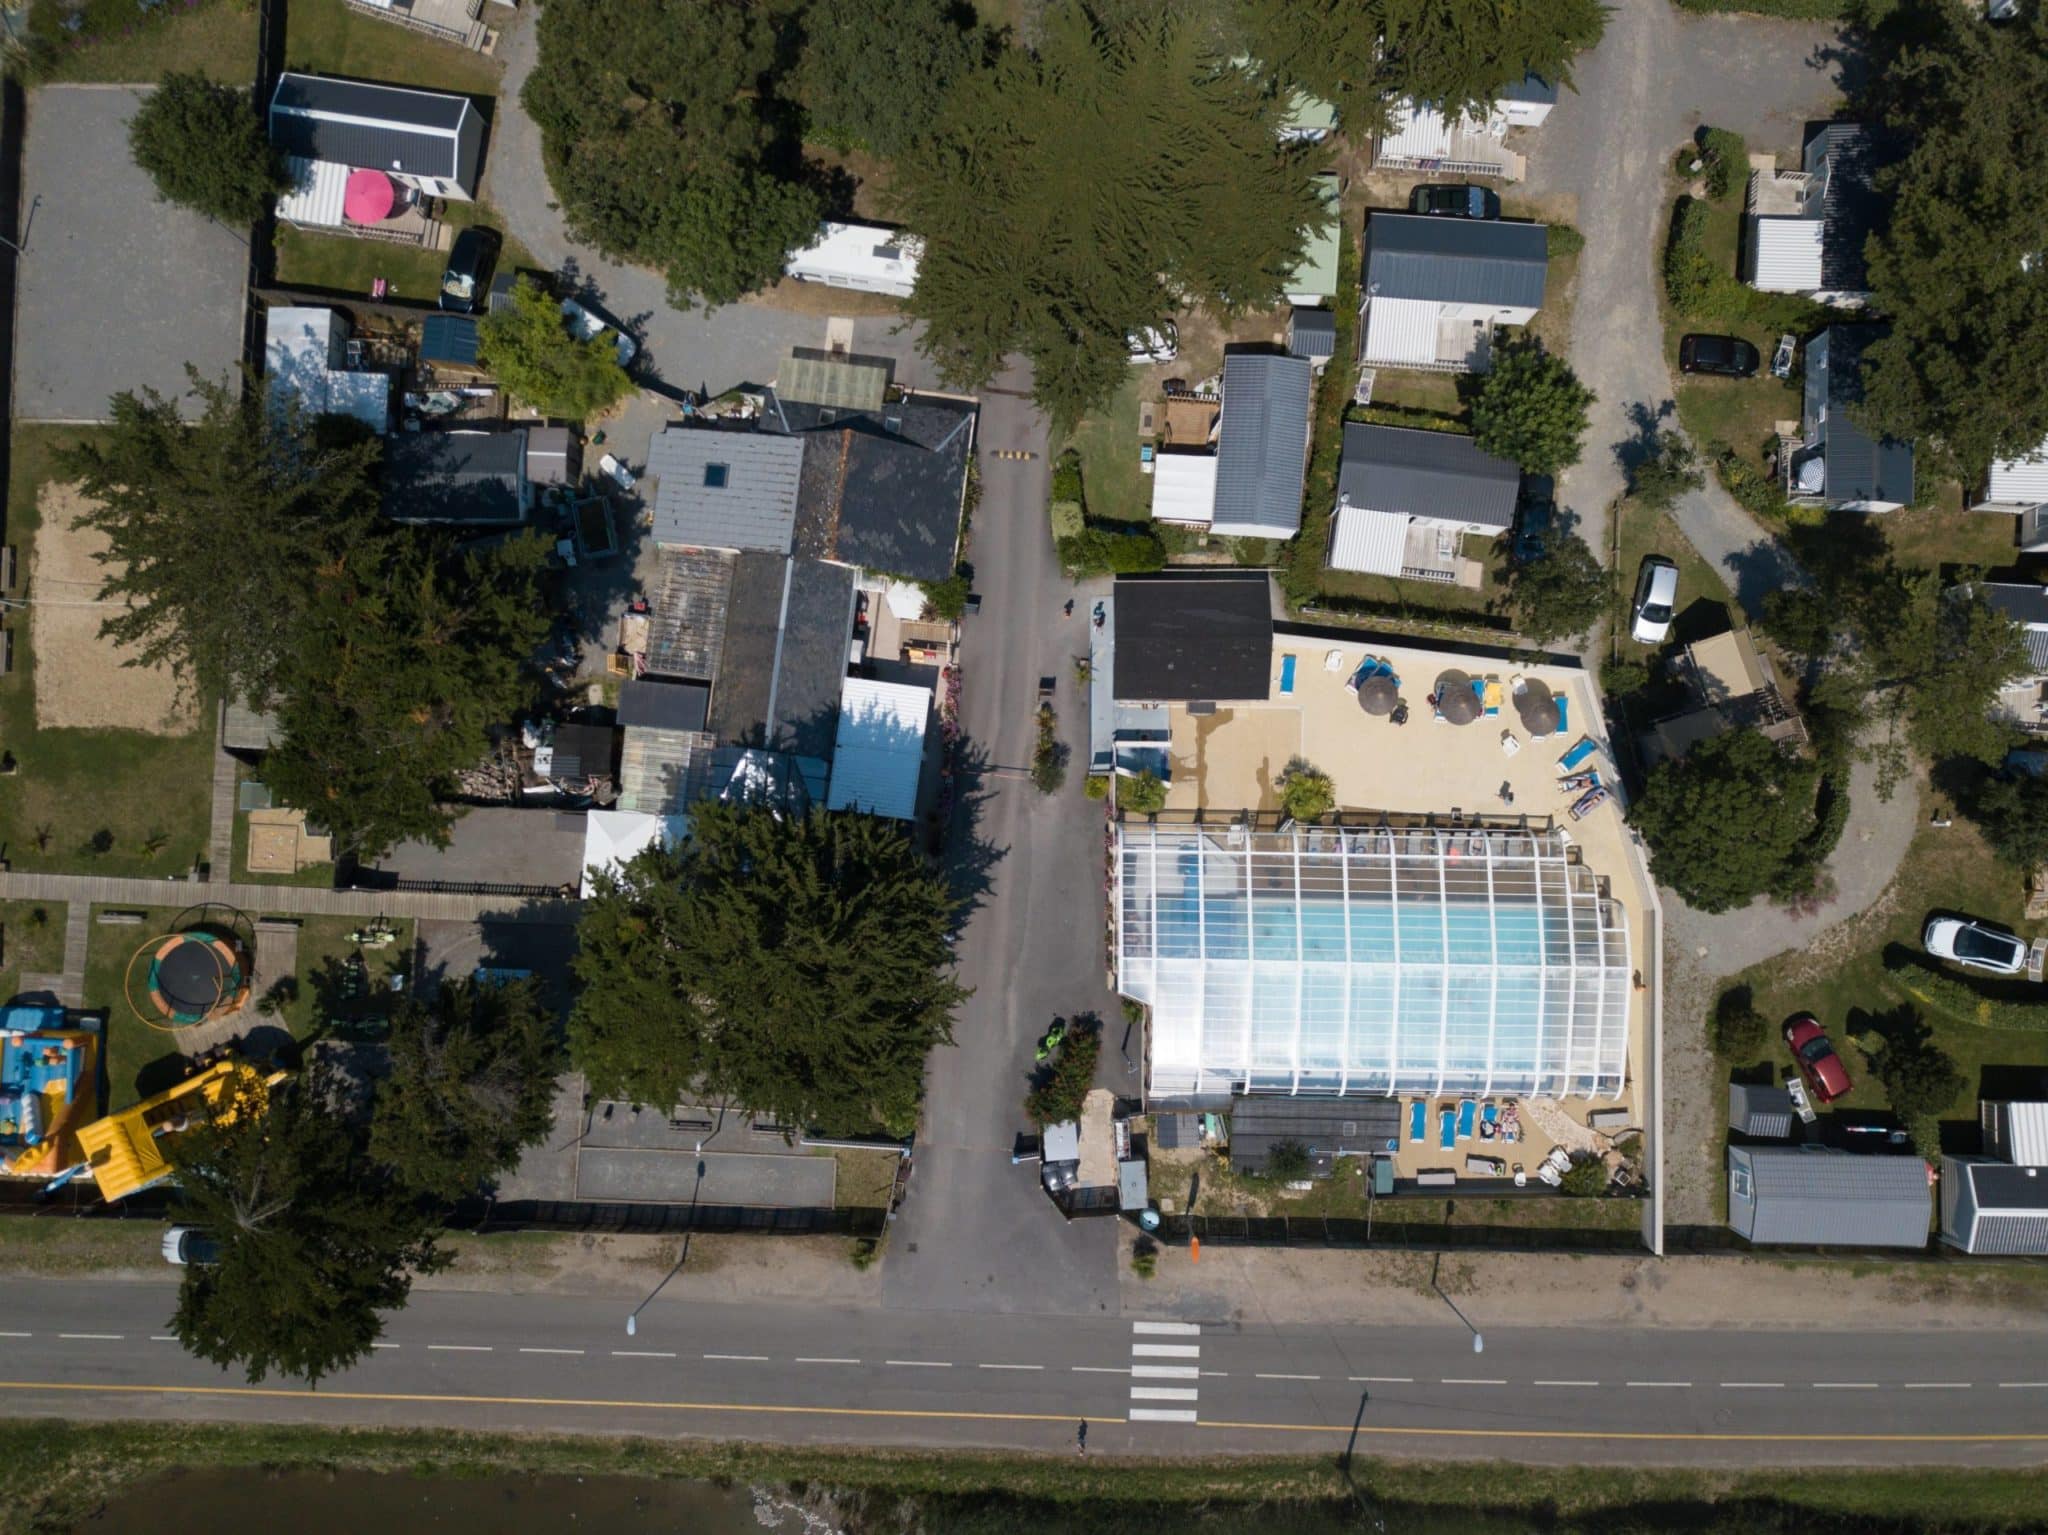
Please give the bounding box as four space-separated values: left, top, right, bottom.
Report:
30 483 197 734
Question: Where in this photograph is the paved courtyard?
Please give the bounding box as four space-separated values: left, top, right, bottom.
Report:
15 86 247 422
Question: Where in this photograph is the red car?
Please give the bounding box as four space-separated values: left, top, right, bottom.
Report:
1784 1013 1852 1103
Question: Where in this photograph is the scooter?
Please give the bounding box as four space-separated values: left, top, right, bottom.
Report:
1035 1022 1067 1062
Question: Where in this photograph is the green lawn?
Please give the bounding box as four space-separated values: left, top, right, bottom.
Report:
1312 535 1503 613
1180 1154 1641 1229
1057 373 1150 525
283 0 503 97
84 905 413 1110
826 1146 902 1210
274 201 534 304
0 428 215 880
38 0 260 84
1611 490 1740 662
0 899 65 1001
1358 369 1466 423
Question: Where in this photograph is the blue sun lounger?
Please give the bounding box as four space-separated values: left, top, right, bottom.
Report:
1455 1100 1477 1140
1558 735 1598 773
1409 1100 1427 1143
1554 695 1568 734
1481 1102 1498 1137
1438 1107 1456 1149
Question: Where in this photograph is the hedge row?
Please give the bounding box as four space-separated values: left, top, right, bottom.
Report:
1883 952 2048 1032
1662 196 1827 331
1674 0 1847 15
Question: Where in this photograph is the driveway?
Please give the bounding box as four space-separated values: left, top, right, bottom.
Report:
486 10 1119 1313
1526 1 1849 614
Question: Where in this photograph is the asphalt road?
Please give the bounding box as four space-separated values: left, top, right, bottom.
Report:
4 1282 2046 1467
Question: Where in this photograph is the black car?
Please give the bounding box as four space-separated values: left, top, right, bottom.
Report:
1678 333 1760 378
1408 183 1500 221
1513 489 1555 564
439 226 500 314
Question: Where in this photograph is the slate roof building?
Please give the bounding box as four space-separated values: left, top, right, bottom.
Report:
707 553 857 761
1726 1146 1930 1249
648 428 807 553
269 72 485 201
1328 423 1520 582
1359 213 1547 372
1786 326 1914 513
1227 1096 1401 1177
1212 352 1312 538
382 428 527 525
1110 571 1274 704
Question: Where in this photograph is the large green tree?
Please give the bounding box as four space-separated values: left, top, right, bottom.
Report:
893 1 1329 425
1628 730 1822 914
522 0 822 306
370 977 562 1202
798 0 986 156
169 1070 441 1386
56 374 381 708
1233 0 1606 134
263 531 550 859
570 805 967 1136
1859 6 2048 476
478 278 632 421
129 71 288 225
1505 528 1609 644
1969 772 2048 871
1469 339 1595 476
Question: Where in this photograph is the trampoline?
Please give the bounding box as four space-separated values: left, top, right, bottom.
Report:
122 907 256 1030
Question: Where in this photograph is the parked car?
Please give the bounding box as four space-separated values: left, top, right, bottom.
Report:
560 297 638 368
1783 1013 1852 1104
439 226 500 313
1678 333 1760 378
1408 183 1500 220
1512 488 1555 564
1924 916 2029 975
1629 555 1680 644
1127 322 1178 364
161 1226 221 1267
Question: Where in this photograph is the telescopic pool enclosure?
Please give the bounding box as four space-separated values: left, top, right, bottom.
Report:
1116 820 1632 1101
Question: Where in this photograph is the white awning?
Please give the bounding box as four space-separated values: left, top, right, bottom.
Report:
826 677 931 821
276 155 346 229
580 809 685 897
1989 443 2048 506
1748 217 1823 292
1328 506 1409 576
1362 297 1442 366
1151 452 1217 526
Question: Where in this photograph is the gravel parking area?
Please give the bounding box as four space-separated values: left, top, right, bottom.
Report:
15 86 248 422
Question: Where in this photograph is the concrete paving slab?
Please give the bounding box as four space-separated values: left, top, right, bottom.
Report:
576 1147 835 1208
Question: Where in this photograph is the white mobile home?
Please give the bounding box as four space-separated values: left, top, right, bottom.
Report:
1359 213 1547 373
784 222 922 299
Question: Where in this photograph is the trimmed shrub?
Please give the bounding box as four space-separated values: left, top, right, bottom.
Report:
1884 952 2048 1031
1711 988 1769 1059
1057 525 1165 576
1547 223 1585 259
1699 127 1747 202
1711 442 1792 523
1050 500 1085 541
1050 451 1084 506
1119 770 1168 816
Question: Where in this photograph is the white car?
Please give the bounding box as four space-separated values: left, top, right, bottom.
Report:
161 1226 220 1266
560 298 638 368
1127 322 1178 364
1924 916 2028 975
1629 555 1679 644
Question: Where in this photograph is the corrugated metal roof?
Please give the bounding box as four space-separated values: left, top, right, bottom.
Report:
382 428 524 525
826 677 929 821
649 427 805 553
1288 308 1337 359
777 347 891 411
1327 506 1409 577
1150 451 1217 526
1212 353 1311 536
784 221 922 297
1365 213 1548 310
1815 326 1913 506
1728 1081 1795 1139
1361 296 1444 366
1285 173 1342 302
276 155 346 228
1805 123 1882 294
1991 1100 2048 1164
1337 423 1519 530
420 314 480 365
269 72 472 183
1987 443 2048 507
1730 1147 1929 1248
1748 217 1824 292
1968 1213 2048 1255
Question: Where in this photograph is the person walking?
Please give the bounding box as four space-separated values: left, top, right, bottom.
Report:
1064 598 1075 617
1076 1419 1088 1457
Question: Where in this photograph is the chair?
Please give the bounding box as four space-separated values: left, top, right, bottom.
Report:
1455 1100 1477 1139
1500 730 1521 757
1409 1100 1427 1143
1438 1107 1456 1150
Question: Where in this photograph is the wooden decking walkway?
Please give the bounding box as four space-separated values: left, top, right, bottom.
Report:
0 872 580 925
208 701 237 878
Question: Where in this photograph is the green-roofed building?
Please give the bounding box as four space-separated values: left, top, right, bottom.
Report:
1281 88 1337 142
776 346 894 413
1285 172 1343 307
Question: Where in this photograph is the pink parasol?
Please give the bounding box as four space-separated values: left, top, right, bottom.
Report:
343 168 396 225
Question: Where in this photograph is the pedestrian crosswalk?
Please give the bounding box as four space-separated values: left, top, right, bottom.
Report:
1128 1320 1200 1422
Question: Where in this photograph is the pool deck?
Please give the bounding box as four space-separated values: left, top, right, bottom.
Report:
1150 631 1656 1194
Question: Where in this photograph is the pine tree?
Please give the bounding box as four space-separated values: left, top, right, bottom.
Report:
56 374 382 706
570 805 967 1135
370 977 562 1201
797 0 987 156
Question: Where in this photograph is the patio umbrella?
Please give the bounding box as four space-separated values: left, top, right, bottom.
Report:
343 168 396 225
1513 677 1560 736
1356 674 1400 716
1434 669 1480 725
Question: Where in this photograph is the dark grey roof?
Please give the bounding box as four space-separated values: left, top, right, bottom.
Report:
548 722 617 781
1500 72 1558 104
1337 423 1520 531
268 72 482 192
619 678 710 734
707 554 853 758
1112 571 1273 702
1979 585 2048 670
1289 308 1337 359
1804 123 1884 294
419 315 478 365
1817 326 1914 505
527 425 577 487
1153 1112 1200 1150
1365 212 1548 309
1728 1147 1930 1248
1728 1081 1795 1140
772 392 976 584
1970 1162 2048 1209
648 426 805 553
382 428 524 524
1228 1095 1400 1176
1214 353 1311 535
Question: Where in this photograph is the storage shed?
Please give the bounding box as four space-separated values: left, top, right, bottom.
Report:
1727 1146 1930 1249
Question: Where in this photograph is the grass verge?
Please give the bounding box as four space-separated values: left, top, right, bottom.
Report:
0 899 65 999
1056 374 1150 526
283 0 504 97
36 0 259 84
273 202 535 307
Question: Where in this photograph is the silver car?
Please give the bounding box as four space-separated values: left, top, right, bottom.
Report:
1630 556 1679 644
1923 916 2028 975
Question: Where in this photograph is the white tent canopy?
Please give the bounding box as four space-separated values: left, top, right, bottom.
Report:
581 809 686 896
1151 452 1218 526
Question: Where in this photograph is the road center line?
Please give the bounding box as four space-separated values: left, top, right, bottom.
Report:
977 1363 1042 1371
1814 1382 1877 1389
704 1354 770 1362
520 1348 585 1356
151 1336 179 1344
614 1351 676 1360
1904 1382 1970 1389
1352 1375 1412 1384
1074 1365 1134 1375
369 1344 400 1351
0 1333 31 1340
58 1334 123 1341
1255 1373 1321 1381
1719 1382 1783 1389
796 1357 860 1366
1626 1381 1691 1389
1442 1378 1507 1386
426 1345 491 1353
884 1360 952 1368
1999 1382 2048 1388
1533 1379 1598 1387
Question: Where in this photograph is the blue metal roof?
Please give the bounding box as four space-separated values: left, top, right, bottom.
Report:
1213 353 1311 536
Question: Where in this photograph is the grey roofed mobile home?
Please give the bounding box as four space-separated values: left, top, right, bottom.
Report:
648 427 806 553
268 72 484 196
1288 308 1337 360
1804 325 1914 508
1212 352 1312 537
382 428 526 525
1363 213 1548 309
1111 570 1274 703
1979 584 2048 671
1939 1156 2048 1255
1805 124 1884 295
1727 1081 1796 1140
1337 423 1520 530
1726 1146 1930 1248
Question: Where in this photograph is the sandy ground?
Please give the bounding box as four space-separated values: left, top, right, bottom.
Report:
30 483 196 734
419 1231 886 1306
1117 1228 2048 1332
